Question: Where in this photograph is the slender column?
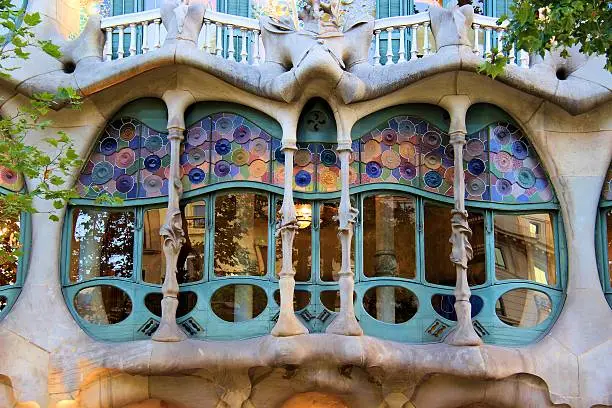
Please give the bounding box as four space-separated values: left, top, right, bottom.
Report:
519 49 529 68
472 24 481 55
326 146 363 336
240 28 248 63
410 24 418 59
153 19 162 49
423 22 431 56
215 23 223 56
152 127 187 342
444 131 482 346
202 19 211 52
386 27 395 65
227 25 235 60
117 25 125 59
397 26 406 63
104 27 113 61
374 30 381 66
253 30 261 65
141 21 150 54
496 28 504 56
509 42 516 65
484 27 492 57
271 144 309 336
129 23 137 56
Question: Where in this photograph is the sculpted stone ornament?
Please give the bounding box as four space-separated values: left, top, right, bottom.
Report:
428 0 474 49
326 149 363 336
152 129 188 342
161 0 206 44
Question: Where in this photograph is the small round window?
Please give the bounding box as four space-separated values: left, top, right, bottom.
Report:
495 288 552 328
211 284 268 322
274 289 311 311
73 285 132 324
362 286 419 324
145 291 198 318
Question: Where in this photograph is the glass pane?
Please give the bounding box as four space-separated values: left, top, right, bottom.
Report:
0 212 20 286
607 209 612 287
144 291 198 318
495 288 552 327
179 201 206 283
362 286 419 324
363 195 416 279
0 295 6 311
214 193 269 277
142 207 166 284
211 284 268 322
431 294 484 321
73 285 132 324
273 289 311 311
494 213 557 285
424 203 485 286
320 202 354 281
275 200 312 282
320 290 340 312
69 209 134 283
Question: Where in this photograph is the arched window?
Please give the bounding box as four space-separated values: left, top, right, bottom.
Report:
63 101 564 345
596 161 612 308
0 165 29 320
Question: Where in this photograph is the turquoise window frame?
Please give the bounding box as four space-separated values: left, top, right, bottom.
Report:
596 200 612 308
0 185 31 321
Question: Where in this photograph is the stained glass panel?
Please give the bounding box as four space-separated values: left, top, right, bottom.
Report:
0 166 24 192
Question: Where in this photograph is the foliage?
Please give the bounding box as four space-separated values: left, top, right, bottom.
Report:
479 0 611 78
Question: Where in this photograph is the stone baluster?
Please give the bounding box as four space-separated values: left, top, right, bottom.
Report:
386 27 395 65
484 27 492 57
117 25 125 59
202 19 211 52
423 22 431 56
253 30 261 65
472 24 480 55
154 19 162 49
519 49 529 68
142 21 150 54
152 91 195 342
104 27 113 61
326 140 363 336
240 28 248 64
439 96 482 347
509 42 516 65
227 25 235 60
271 134 309 337
397 26 406 63
129 23 137 56
410 24 418 59
374 30 381 66
496 28 504 56
215 23 223 56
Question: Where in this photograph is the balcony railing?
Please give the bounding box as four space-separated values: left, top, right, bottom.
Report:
100 9 530 68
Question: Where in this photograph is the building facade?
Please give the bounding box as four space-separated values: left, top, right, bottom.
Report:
0 0 610 407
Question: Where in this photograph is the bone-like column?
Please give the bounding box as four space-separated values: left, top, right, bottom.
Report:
326 144 363 336
271 139 309 336
152 126 187 342
439 96 481 346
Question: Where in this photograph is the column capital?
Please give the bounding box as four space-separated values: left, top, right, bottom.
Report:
449 131 467 145
167 127 185 141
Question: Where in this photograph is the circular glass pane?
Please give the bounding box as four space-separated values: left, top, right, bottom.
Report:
73 285 132 325
211 284 267 322
362 286 419 324
495 288 552 328
431 294 483 321
273 289 311 311
145 291 198 318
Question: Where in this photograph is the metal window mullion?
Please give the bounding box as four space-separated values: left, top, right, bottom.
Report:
132 206 144 284
415 195 425 283
354 193 364 283
266 192 275 281
484 209 495 287
206 193 216 281
553 211 567 291
313 201 322 284
60 208 74 286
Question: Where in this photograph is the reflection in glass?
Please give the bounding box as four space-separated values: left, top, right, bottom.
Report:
320 290 340 312
145 291 198 318
214 193 269 277
0 212 20 286
431 294 484 321
363 195 416 279
424 203 485 286
495 288 552 327
73 285 132 324
606 209 612 287
273 289 311 311
142 207 167 284
69 209 134 283
179 201 206 283
362 286 418 324
275 200 312 282
494 213 556 285
0 296 6 311
319 202 354 281
210 284 267 322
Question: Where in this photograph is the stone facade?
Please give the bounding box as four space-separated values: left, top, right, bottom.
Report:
0 0 610 407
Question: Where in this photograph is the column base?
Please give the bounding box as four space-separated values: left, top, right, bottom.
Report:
325 312 363 336
152 297 187 342
271 311 309 337
444 301 482 346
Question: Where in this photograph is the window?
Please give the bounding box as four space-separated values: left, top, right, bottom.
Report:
597 162 612 308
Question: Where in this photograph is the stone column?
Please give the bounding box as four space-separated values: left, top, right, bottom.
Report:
439 96 481 346
271 133 309 336
326 142 363 336
152 90 195 342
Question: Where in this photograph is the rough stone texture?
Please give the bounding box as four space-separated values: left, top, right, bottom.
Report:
0 0 610 407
